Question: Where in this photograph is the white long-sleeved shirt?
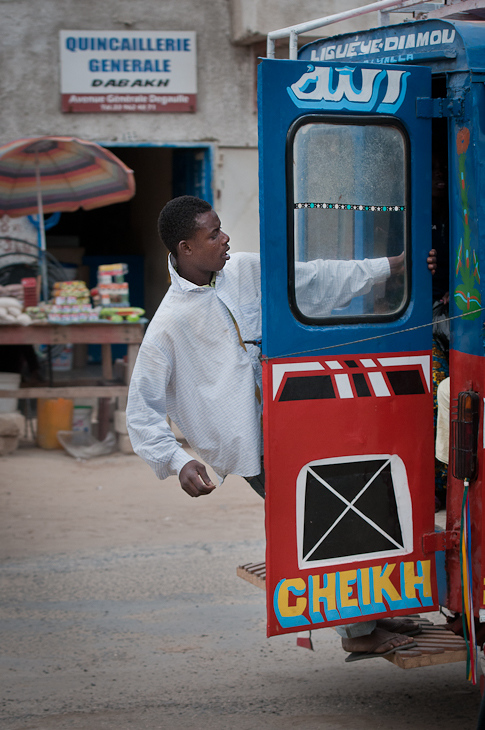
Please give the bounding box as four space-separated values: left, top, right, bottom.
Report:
126 251 390 482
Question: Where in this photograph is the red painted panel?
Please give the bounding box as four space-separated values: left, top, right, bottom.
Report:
446 349 484 616
263 351 438 637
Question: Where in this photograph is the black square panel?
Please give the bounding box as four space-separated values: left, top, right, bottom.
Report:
302 459 403 562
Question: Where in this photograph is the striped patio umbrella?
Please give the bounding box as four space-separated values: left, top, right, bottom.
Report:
0 136 136 299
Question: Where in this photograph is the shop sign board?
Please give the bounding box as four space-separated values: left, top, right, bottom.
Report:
60 30 197 113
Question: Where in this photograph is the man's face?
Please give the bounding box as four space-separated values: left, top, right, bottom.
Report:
185 209 230 274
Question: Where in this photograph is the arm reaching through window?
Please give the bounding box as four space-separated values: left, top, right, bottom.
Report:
295 249 437 319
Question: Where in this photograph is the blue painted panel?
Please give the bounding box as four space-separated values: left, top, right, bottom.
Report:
258 58 432 359
448 81 485 357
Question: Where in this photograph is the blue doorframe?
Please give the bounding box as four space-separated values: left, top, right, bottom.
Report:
99 141 215 205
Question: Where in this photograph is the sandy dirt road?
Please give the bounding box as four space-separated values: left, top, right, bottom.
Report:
0 443 481 729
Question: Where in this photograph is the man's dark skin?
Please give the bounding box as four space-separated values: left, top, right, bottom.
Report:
172 207 438 498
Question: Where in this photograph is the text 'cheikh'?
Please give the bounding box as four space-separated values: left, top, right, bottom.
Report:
273 559 434 628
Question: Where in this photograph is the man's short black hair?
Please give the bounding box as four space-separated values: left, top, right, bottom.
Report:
157 195 212 257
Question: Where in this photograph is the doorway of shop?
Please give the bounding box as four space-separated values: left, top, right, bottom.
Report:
45 144 213 364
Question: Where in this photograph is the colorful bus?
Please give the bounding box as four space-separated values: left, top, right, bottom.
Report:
244 6 485 680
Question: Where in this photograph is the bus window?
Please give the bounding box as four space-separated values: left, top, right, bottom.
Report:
289 118 410 323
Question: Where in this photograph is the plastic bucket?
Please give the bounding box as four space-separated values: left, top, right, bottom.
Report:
0 372 21 413
36 398 74 450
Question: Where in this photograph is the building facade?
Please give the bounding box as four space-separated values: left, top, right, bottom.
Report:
0 0 390 314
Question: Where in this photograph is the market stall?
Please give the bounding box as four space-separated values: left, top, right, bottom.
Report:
0 266 145 445
0 135 142 450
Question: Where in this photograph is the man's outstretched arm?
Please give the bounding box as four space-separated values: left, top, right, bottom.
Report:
127 342 199 484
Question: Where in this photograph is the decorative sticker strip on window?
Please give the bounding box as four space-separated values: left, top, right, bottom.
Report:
294 202 405 212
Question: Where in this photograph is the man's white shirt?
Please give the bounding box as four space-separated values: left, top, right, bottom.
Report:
127 252 389 483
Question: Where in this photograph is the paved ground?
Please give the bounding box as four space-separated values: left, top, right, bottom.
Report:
0 444 482 729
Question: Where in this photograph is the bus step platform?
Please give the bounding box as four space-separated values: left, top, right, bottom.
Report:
237 561 266 590
236 564 468 669
384 616 467 669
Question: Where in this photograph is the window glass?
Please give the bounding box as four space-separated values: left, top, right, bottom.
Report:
291 120 408 322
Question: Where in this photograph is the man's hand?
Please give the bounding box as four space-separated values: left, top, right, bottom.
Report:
179 460 216 497
388 251 404 277
388 249 437 277
427 248 437 275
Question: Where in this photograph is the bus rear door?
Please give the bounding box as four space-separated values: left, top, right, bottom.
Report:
258 57 437 637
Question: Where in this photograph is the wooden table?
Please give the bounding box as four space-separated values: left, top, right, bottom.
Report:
0 321 145 406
